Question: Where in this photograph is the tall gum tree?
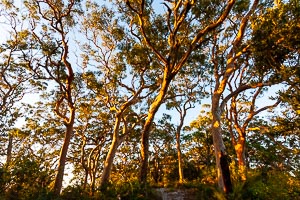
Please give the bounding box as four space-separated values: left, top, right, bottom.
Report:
0 2 33 168
225 80 282 181
209 0 259 193
79 2 158 188
224 0 300 182
23 0 81 195
124 0 236 187
165 69 207 184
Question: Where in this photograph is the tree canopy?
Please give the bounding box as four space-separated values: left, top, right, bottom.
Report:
0 0 299 199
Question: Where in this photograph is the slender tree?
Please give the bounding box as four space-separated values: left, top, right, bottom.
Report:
165 71 206 184
0 2 33 167
23 0 82 195
79 3 157 187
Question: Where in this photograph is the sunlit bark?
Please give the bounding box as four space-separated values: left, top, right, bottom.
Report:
210 0 259 192
211 96 233 193
176 123 184 184
227 86 282 181
100 115 122 186
99 82 146 186
140 73 173 186
54 118 75 195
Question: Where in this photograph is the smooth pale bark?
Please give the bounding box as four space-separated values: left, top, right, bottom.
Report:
175 105 188 184
53 117 75 196
229 95 248 181
176 130 184 184
100 115 125 186
100 116 121 186
100 88 143 186
100 136 121 186
211 101 233 193
209 0 259 192
228 86 281 181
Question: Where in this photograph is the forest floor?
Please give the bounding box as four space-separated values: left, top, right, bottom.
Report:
154 188 198 200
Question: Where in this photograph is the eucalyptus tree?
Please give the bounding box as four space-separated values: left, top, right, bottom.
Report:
207 0 266 192
207 0 300 192
79 2 159 189
0 1 34 167
69 90 112 194
222 0 300 182
250 0 300 179
164 68 208 184
225 85 281 181
123 0 236 187
20 0 83 195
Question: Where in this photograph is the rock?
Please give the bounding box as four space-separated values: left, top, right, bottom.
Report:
154 188 197 200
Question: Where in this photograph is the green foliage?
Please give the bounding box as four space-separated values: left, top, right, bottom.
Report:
1 0 300 199
232 170 300 200
98 181 159 200
251 1 300 73
0 165 9 196
60 185 91 200
2 155 53 200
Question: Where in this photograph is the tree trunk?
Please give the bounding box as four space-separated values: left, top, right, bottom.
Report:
140 109 157 187
100 115 123 186
100 134 121 186
176 130 184 184
53 122 74 196
6 134 13 167
211 104 232 193
140 74 172 187
235 138 247 181
91 151 100 196
176 110 186 185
